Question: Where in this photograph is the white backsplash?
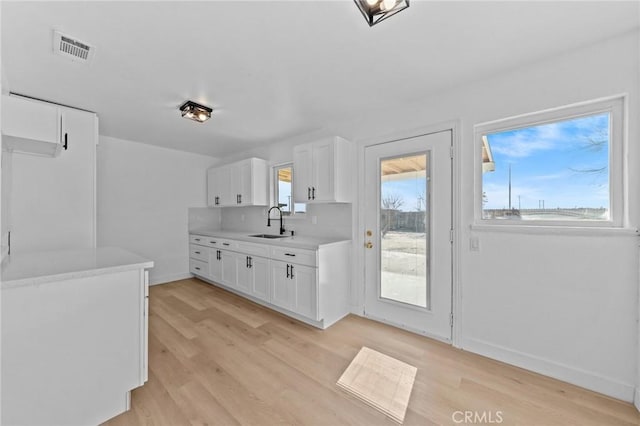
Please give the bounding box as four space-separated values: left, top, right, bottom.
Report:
219 203 352 240
188 207 221 231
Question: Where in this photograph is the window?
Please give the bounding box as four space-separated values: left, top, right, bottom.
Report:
274 163 306 216
476 96 624 227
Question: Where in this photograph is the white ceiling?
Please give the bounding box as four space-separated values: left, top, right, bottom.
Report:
2 1 639 158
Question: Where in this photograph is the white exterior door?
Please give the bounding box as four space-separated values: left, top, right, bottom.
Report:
364 130 453 341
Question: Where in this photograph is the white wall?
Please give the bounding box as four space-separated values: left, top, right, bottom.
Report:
225 30 640 401
637 21 640 412
343 31 640 401
167 30 640 401
97 136 218 285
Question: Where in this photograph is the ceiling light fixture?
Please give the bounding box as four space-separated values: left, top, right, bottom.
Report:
354 0 409 26
179 100 212 123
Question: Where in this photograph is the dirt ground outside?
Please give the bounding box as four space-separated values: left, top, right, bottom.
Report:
380 231 427 307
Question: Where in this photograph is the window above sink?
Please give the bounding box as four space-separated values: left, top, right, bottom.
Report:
274 163 306 217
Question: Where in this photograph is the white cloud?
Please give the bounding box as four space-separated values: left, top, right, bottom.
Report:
489 124 561 158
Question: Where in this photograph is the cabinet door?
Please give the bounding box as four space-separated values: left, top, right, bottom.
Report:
206 168 217 207
236 255 252 294
220 250 239 288
210 250 222 282
270 260 295 311
310 139 334 202
292 264 318 320
231 160 252 205
9 107 96 254
217 166 233 206
293 144 312 202
250 256 270 302
2 95 62 156
207 166 231 207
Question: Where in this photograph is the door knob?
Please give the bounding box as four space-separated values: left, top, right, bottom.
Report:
365 241 373 249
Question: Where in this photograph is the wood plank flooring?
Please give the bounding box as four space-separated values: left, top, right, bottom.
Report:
104 278 640 426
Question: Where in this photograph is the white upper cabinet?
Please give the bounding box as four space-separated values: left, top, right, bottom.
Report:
7 105 97 254
207 166 232 206
2 95 65 157
207 158 268 207
293 136 352 203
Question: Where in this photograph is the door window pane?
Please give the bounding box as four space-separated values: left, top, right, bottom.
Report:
379 153 429 308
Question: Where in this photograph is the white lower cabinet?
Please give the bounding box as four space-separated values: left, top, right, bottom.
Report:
250 256 270 301
271 260 295 311
292 263 317 320
270 260 317 320
237 254 270 301
189 258 208 276
189 234 349 329
221 250 241 289
209 249 222 282
236 255 252 294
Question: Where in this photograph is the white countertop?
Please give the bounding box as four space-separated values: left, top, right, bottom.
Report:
1 247 154 289
189 229 351 250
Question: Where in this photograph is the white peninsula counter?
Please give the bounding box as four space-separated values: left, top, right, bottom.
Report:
2 247 153 426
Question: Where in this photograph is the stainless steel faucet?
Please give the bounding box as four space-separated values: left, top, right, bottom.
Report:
267 206 285 235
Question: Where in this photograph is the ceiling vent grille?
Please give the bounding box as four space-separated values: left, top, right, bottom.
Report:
53 31 94 63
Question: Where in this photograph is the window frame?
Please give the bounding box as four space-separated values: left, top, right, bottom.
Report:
272 162 306 218
473 95 626 229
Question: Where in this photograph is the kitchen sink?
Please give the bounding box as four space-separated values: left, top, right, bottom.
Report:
249 234 290 239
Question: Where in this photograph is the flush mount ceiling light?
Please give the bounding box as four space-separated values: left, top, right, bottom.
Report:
354 0 409 27
179 100 212 123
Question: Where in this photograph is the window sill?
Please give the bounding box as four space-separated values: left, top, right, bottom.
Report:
470 223 639 237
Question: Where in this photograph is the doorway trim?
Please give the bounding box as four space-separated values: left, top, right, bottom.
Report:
354 119 462 346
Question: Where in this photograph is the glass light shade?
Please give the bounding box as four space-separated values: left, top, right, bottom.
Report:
179 100 212 123
354 0 409 27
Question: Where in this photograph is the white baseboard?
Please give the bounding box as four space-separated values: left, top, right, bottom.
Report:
460 337 635 402
634 387 640 411
149 272 193 286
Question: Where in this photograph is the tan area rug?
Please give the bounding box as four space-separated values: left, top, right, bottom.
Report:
337 346 417 424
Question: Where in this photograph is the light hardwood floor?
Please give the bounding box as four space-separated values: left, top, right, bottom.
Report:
104 278 639 426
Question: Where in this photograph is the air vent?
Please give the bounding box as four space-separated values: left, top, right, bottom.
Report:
53 31 94 63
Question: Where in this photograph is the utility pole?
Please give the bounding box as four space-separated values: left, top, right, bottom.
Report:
508 164 512 210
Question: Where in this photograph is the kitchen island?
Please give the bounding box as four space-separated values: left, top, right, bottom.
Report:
1 247 153 426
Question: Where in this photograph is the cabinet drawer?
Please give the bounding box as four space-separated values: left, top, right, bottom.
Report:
236 241 270 257
189 244 208 261
217 239 237 250
270 246 317 267
190 234 208 246
190 259 208 276
203 237 222 248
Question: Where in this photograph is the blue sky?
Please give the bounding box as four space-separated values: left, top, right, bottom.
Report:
382 176 427 212
483 113 610 210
